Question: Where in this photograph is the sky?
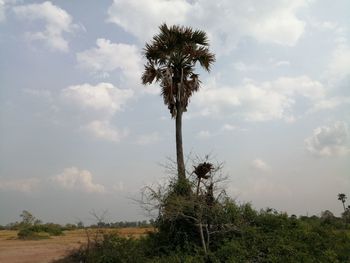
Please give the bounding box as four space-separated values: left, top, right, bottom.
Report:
0 0 349 225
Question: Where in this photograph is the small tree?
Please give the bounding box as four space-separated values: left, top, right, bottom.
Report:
320 210 336 225
337 193 347 212
20 210 36 226
140 156 235 255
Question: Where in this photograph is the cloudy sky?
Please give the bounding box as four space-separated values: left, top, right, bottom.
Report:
0 0 349 225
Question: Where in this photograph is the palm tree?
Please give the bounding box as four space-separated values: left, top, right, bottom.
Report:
142 24 215 181
338 193 347 212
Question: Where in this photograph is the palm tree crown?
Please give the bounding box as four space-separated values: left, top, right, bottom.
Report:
142 23 215 117
338 193 347 203
338 193 347 211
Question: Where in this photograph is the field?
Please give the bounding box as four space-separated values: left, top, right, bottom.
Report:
0 228 151 263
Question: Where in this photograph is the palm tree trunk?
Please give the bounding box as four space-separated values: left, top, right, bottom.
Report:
198 221 207 255
175 68 186 181
343 201 346 212
175 103 186 180
196 178 201 196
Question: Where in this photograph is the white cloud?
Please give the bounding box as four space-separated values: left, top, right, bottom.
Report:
0 178 40 193
76 38 142 85
233 62 262 72
274 60 290 67
305 122 350 157
197 130 212 139
0 0 16 22
247 0 307 46
13 1 78 51
233 59 290 72
273 76 325 100
107 0 190 42
310 97 350 112
221 124 237 131
309 19 338 31
107 0 310 53
61 82 133 116
85 120 128 143
23 88 52 101
251 159 270 172
53 167 105 193
0 0 5 22
193 75 324 122
327 43 350 83
135 132 161 145
61 82 133 142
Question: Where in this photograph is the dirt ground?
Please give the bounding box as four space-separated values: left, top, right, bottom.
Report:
0 228 151 263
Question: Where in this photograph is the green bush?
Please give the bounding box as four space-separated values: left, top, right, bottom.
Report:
32 223 63 236
63 201 350 263
17 228 50 240
17 223 63 240
69 234 147 263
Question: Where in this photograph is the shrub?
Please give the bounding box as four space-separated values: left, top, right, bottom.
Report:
17 223 63 240
61 206 350 263
64 223 78 231
69 234 147 263
17 228 50 240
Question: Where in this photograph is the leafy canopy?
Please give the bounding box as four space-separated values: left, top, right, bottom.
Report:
142 23 215 117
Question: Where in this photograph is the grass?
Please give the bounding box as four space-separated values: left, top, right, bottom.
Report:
0 230 17 240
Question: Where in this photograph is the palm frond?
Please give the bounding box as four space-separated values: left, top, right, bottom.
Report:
141 62 161 84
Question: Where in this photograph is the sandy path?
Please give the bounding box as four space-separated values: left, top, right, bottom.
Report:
0 228 151 263
0 230 84 263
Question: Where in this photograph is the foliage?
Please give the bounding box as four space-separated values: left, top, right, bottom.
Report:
342 209 350 224
17 228 51 240
17 223 63 240
63 203 350 262
12 210 64 240
142 23 215 117
64 223 78 230
67 234 148 263
20 210 37 225
90 220 151 229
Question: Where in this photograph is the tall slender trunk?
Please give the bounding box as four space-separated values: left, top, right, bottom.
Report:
198 221 207 255
175 68 186 181
175 103 186 180
343 201 346 212
196 178 201 196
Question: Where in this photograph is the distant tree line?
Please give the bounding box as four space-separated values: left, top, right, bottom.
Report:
91 220 153 229
0 211 153 231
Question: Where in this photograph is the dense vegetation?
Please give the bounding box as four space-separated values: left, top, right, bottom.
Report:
17 223 63 240
3 210 64 240
3 198 349 261
2 210 153 236
63 202 350 262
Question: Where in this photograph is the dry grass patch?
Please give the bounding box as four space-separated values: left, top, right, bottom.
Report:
0 228 153 263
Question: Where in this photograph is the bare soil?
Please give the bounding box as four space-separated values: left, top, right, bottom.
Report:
0 228 151 263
